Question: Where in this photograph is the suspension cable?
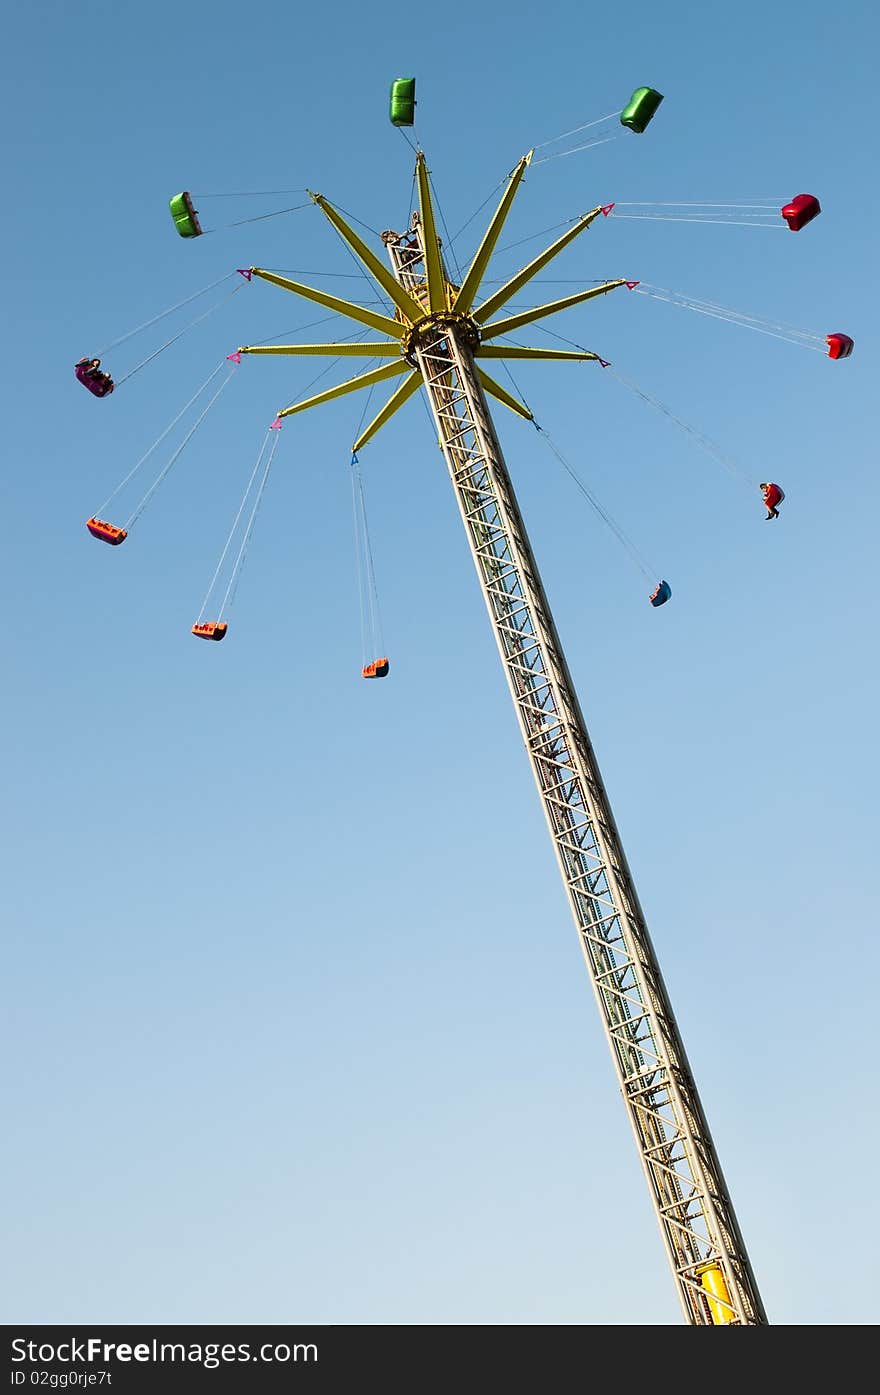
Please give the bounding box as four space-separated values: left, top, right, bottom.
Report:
525 320 759 492
610 211 782 229
192 189 308 197
124 362 238 528
531 134 619 165
324 219 397 316
407 162 418 229
270 268 389 279
615 200 780 209
351 455 369 666
96 272 238 355
495 358 659 586
644 285 823 340
533 109 621 151
494 218 579 257
256 313 347 343
218 429 281 618
280 328 378 404
636 283 827 350
608 199 783 230
447 175 507 254
603 366 757 488
114 280 248 386
95 361 228 517
196 429 274 624
349 364 383 666
333 203 384 239
351 451 384 659
222 202 312 229
532 421 658 582
427 167 464 283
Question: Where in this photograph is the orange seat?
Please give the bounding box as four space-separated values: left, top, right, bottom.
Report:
86 517 127 545
192 622 228 642
362 656 389 678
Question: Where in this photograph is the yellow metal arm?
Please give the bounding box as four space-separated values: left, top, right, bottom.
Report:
452 153 532 316
249 268 404 339
240 342 401 357
309 194 425 325
476 345 600 362
476 366 533 420
353 371 422 451
473 207 607 324
416 153 447 313
480 280 626 341
277 360 410 420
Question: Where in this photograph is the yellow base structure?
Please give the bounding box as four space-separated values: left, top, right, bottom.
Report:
697 1263 736 1324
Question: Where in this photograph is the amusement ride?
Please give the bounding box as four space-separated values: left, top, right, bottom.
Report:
73 80 854 1325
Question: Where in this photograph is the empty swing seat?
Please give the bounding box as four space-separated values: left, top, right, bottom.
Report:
169 191 203 238
86 517 127 545
192 622 228 641
362 657 390 678
780 194 821 231
620 87 664 133
649 580 672 607
826 332 854 359
389 78 416 127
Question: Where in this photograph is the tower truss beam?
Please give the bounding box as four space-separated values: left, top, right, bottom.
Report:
383 222 767 1328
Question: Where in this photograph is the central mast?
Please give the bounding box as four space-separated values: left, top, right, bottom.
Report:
381 210 767 1328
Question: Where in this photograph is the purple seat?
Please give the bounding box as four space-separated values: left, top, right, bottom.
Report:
75 360 114 397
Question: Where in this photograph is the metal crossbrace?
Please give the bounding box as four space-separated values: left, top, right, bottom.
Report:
384 225 766 1326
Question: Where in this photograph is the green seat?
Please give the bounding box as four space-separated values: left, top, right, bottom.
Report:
169 191 203 238
389 78 416 127
620 87 663 134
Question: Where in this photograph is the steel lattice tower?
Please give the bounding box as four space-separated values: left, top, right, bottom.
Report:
238 151 768 1325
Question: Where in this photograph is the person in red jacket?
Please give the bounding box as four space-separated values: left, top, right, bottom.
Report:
760 482 785 520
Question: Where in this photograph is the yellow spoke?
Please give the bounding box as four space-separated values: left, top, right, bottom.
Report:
249 268 404 339
473 207 607 324
277 360 409 419
353 372 422 451
480 281 626 340
476 367 533 420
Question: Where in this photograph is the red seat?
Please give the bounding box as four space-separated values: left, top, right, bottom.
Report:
780 194 821 231
826 333 854 360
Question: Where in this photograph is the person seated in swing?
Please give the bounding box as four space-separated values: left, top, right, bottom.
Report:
760 482 785 520
76 356 103 380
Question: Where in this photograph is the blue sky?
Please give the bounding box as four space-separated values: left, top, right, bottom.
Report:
2 0 878 1326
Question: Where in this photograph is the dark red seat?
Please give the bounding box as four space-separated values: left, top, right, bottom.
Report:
781 194 821 231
